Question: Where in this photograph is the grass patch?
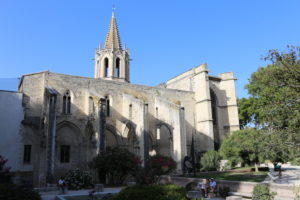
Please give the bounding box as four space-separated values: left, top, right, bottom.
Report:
112 184 187 200
195 171 268 182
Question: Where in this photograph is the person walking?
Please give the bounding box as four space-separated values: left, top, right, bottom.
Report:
58 177 66 194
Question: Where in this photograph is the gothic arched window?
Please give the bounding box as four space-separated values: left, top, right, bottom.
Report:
104 58 109 77
62 90 71 114
115 58 120 78
105 96 110 117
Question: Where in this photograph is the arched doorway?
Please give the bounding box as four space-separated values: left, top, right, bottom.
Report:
156 124 173 157
55 121 83 176
105 128 118 148
123 123 139 155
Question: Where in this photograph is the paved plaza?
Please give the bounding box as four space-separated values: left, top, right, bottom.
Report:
263 164 300 186
40 164 300 200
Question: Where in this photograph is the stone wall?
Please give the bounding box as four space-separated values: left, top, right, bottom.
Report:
162 176 295 199
0 90 24 171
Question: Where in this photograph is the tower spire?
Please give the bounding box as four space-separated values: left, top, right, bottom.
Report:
95 10 130 82
104 7 121 49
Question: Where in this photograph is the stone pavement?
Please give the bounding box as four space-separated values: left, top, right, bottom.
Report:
40 164 300 200
40 187 123 200
263 163 300 186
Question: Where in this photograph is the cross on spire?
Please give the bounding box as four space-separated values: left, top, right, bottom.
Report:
104 6 121 49
112 5 116 18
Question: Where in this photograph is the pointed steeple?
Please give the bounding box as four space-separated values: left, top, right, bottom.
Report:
95 10 130 82
104 11 121 49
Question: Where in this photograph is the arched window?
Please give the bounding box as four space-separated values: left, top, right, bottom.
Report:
104 58 109 77
105 96 110 117
63 90 71 114
115 58 120 78
129 104 132 119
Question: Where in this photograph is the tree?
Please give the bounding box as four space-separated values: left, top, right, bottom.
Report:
219 129 266 171
200 150 220 171
238 97 259 129
0 155 41 200
247 46 300 129
239 46 300 159
89 147 141 185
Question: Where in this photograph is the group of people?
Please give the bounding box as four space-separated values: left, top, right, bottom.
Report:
196 178 217 198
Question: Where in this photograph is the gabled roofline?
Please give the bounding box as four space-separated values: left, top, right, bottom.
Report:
18 70 49 90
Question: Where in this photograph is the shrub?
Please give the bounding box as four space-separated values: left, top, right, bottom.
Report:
147 155 176 175
0 183 41 200
185 181 197 191
219 186 230 198
112 184 187 200
252 184 276 200
200 150 220 171
0 155 41 200
133 155 176 185
65 168 93 190
89 147 141 185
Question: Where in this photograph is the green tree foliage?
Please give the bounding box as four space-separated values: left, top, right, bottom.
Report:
89 147 141 185
112 184 187 200
238 97 259 129
263 131 291 162
252 184 276 200
246 46 300 131
219 129 266 171
238 46 300 159
200 150 220 171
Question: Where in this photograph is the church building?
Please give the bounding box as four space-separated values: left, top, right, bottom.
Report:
0 12 239 186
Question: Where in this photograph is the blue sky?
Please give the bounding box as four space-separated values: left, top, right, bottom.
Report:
0 0 299 97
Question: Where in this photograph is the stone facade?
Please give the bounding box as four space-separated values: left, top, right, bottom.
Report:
0 91 24 171
1 12 239 186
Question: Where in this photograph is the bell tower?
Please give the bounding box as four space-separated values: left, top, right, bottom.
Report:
94 11 130 82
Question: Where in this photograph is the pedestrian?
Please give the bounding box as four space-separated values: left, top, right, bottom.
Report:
209 178 217 193
277 162 282 178
58 176 66 194
200 179 209 198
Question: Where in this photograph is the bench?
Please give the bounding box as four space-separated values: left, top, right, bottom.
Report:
268 172 279 182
